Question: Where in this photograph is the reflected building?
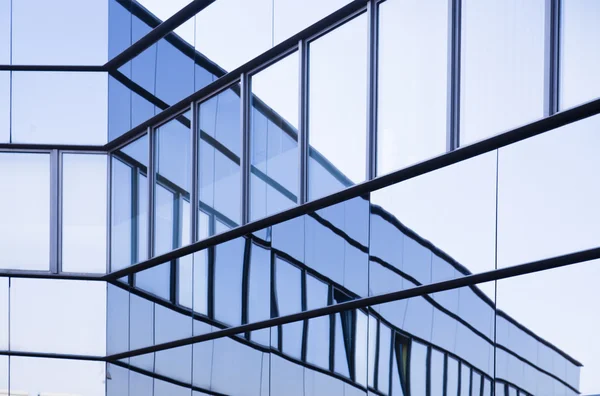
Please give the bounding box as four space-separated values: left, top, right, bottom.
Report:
0 0 597 395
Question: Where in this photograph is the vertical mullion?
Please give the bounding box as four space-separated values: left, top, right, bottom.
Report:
49 149 59 274
447 0 462 151
147 126 155 259
544 0 561 116
366 0 379 180
190 102 199 242
240 73 251 225
298 39 309 205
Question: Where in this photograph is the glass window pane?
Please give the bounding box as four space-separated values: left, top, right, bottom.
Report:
0 0 8 63
136 261 171 301
460 364 470 396
11 0 108 65
275 257 303 359
410 341 427 395
155 113 191 256
460 0 545 145
10 279 106 356
248 241 271 346
0 278 7 350
377 0 448 175
497 115 600 268
497 261 597 394
0 152 50 271
447 357 460 396
214 237 245 326
198 88 241 231
62 154 107 273
561 1 600 109
377 323 392 393
308 14 368 200
0 356 6 393
111 135 149 271
305 275 330 369
250 52 299 221
0 72 8 143
11 72 108 145
430 349 444 396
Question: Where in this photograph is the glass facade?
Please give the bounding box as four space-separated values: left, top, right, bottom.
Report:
0 0 599 395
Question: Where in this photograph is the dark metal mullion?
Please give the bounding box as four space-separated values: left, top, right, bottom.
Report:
147 126 155 266
366 0 379 180
300 270 309 362
426 346 432 396
241 238 252 339
49 149 60 274
206 214 216 320
298 39 309 205
443 353 449 396
372 319 380 390
328 285 336 373
447 0 462 151
544 0 561 116
240 72 251 225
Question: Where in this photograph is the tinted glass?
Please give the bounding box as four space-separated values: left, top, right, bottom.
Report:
496 261 597 395
198 87 241 231
497 115 600 268
0 278 7 350
111 134 149 271
0 72 8 143
561 0 600 109
0 152 50 270
10 279 106 356
250 52 299 221
308 14 368 199
371 151 497 298
461 0 545 145
0 0 8 63
377 0 448 175
62 154 107 273
11 0 108 65
155 113 192 256
11 72 108 145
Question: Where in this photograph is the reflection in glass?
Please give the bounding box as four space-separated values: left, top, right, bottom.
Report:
561 0 600 109
274 257 303 359
111 134 149 271
377 0 448 175
10 279 106 356
497 261 597 395
370 151 497 298
497 115 600 268
214 237 245 326
155 112 192 256
251 52 299 221
410 341 427 395
460 0 545 145
11 72 108 144
11 0 108 65
0 0 8 64
198 88 241 231
62 154 107 273
308 14 368 199
0 278 7 350
0 152 50 271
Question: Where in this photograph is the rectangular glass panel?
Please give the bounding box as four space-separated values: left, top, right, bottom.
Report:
10 357 106 396
198 87 241 231
154 112 191 256
497 261 595 394
0 0 8 63
250 52 299 221
370 151 497 298
561 0 600 109
410 341 427 395
62 154 107 273
214 237 245 326
111 134 149 271
308 14 368 200
10 279 106 356
497 115 600 268
0 152 50 270
11 72 108 144
275 257 303 359
0 72 8 143
460 0 545 145
11 0 108 65
460 364 470 396
377 0 448 175
447 357 460 396
430 348 444 396
0 278 7 350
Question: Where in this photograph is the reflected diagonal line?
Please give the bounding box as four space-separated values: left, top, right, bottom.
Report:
103 96 600 282
104 0 216 71
104 246 600 362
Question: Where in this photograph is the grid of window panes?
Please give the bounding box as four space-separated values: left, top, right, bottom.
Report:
1 0 599 394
